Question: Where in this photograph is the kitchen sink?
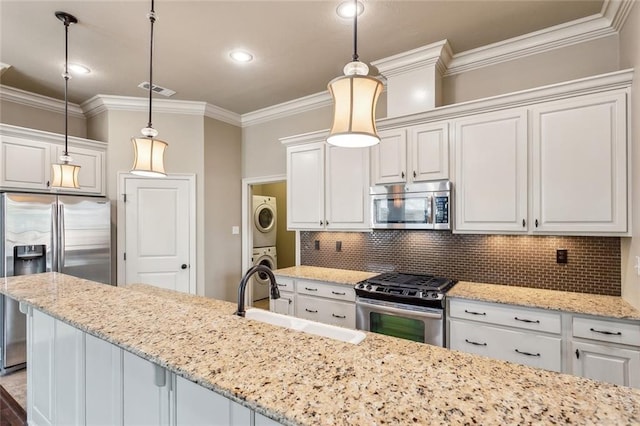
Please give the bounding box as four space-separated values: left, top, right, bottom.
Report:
244 308 366 344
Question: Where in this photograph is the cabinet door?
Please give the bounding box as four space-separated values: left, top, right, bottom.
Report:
86 334 123 426
0 136 51 190
175 375 251 425
54 320 85 425
123 350 170 425
531 91 627 234
270 291 295 316
286 142 325 229
297 295 356 329
325 145 370 229
454 109 528 232
410 123 449 182
28 309 55 426
572 341 640 388
53 145 105 195
371 129 407 185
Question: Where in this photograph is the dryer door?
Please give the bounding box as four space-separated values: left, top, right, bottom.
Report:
254 204 276 233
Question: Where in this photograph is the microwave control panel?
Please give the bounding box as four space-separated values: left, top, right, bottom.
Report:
434 196 449 224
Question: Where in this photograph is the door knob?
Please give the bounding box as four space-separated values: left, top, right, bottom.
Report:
181 264 188 269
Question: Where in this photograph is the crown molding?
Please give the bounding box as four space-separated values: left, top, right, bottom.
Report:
279 128 329 146
604 0 635 32
372 40 453 77
0 84 85 119
241 91 333 128
0 63 10 76
0 123 107 149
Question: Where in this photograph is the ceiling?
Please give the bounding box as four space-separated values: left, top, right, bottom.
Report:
0 0 604 115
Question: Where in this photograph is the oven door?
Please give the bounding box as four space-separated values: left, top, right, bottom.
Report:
356 297 444 346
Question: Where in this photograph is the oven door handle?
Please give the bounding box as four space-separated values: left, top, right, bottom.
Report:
356 300 442 320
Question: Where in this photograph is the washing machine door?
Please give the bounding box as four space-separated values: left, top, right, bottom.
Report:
254 203 276 233
254 256 275 286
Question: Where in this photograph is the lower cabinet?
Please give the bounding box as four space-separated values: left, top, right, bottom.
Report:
271 275 357 329
26 307 280 425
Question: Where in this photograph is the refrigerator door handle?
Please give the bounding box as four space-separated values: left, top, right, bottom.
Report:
59 204 65 270
52 201 58 272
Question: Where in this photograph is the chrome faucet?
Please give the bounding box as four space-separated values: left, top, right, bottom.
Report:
236 265 280 317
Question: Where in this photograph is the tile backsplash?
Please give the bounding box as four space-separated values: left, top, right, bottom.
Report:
300 231 621 296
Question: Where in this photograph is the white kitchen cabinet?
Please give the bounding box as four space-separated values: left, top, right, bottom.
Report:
0 136 51 190
255 413 282 426
448 299 562 372
286 137 370 231
270 275 295 315
53 320 85 425
531 91 628 234
85 333 123 426
123 350 171 425
297 295 356 328
571 316 640 388
174 375 252 425
0 124 107 196
453 109 528 233
371 123 449 185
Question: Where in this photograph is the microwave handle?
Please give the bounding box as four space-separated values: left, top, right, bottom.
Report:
427 194 434 225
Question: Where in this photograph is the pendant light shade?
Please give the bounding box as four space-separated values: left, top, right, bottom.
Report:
328 0 382 148
51 11 81 189
131 0 168 177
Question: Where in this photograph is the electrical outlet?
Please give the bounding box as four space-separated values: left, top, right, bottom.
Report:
556 249 568 264
336 241 342 252
314 240 320 250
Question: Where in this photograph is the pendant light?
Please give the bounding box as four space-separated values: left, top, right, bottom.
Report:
327 0 383 148
130 0 168 177
51 12 81 189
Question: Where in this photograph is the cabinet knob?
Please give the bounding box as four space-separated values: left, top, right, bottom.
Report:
535 219 539 228
320 220 323 226
401 171 405 179
522 219 526 227
575 349 580 359
181 264 188 270
413 171 417 178
46 181 50 187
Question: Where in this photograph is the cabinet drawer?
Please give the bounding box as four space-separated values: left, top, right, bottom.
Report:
449 299 561 334
573 317 640 347
273 275 294 292
450 320 561 372
297 295 355 328
296 279 355 302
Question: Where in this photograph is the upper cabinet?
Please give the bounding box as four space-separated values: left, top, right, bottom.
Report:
531 91 628 234
0 124 107 196
371 122 449 185
285 134 370 231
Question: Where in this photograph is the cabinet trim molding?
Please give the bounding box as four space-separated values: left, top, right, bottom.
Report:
0 123 107 150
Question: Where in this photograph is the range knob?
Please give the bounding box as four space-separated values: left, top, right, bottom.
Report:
432 293 439 298
357 283 365 289
365 285 372 291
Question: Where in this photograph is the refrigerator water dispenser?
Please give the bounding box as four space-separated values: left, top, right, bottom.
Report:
13 245 46 276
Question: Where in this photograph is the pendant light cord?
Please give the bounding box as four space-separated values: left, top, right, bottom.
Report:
352 0 359 62
147 0 156 130
63 16 70 157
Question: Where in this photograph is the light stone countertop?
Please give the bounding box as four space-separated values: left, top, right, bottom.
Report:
2 272 640 425
449 281 640 320
273 266 377 286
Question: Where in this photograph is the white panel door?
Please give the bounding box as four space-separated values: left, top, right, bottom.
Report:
325 145 370 229
28 309 55 426
531 91 627 233
410 122 449 182
85 334 123 426
286 142 325 229
53 145 105 195
0 136 51 190
123 351 170 425
54 320 85 425
371 129 407 185
124 176 194 293
572 340 640 388
454 109 528 232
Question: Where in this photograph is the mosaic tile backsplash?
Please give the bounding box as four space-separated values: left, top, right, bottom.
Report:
300 231 621 296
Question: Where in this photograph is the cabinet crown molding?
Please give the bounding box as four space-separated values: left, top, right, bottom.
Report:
0 123 107 149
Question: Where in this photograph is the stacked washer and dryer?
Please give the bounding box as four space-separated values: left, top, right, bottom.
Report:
252 196 277 301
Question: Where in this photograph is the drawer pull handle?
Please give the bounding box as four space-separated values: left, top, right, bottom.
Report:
305 308 318 313
332 314 346 319
331 291 346 295
277 284 287 287
514 317 540 324
464 339 487 347
464 310 486 316
589 328 622 336
304 287 318 292
515 349 541 357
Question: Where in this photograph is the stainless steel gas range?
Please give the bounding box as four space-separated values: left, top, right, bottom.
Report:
355 272 457 347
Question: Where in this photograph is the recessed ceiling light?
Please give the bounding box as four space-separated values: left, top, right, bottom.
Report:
336 1 364 18
68 63 91 74
229 50 253 63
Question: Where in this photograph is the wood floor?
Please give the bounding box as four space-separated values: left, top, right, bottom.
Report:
0 383 26 426
253 298 269 310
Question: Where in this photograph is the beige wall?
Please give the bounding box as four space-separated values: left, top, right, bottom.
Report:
619 2 640 310
253 182 295 269
442 35 620 105
203 116 243 301
0 99 86 137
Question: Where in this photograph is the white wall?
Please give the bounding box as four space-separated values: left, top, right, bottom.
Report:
619 2 640 310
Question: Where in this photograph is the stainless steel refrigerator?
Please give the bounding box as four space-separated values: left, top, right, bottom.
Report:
0 192 111 374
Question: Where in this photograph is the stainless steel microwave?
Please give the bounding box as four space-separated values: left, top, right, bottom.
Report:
370 181 451 230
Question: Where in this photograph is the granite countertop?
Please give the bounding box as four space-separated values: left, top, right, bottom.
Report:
273 266 377 286
2 272 640 425
449 281 640 321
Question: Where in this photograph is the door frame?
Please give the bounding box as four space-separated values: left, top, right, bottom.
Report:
241 175 300 306
117 172 197 290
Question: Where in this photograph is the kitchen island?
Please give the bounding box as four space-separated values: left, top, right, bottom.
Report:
2 272 639 425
